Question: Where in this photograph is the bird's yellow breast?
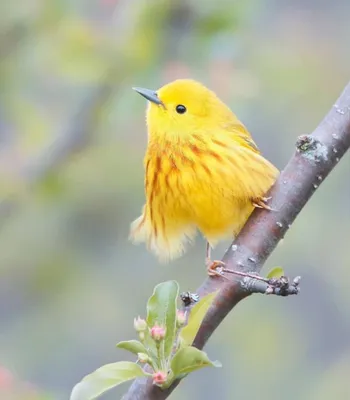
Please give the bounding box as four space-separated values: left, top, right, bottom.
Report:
129 133 278 261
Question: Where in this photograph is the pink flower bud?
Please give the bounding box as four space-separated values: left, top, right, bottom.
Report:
176 310 186 327
150 324 166 341
133 316 147 332
152 371 167 385
0 366 14 389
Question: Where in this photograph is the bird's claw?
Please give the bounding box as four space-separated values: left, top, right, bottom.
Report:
253 196 276 211
206 259 228 278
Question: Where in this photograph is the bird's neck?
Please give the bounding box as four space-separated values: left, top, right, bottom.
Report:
147 128 194 152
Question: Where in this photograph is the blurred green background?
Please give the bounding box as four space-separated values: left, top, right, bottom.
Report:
0 0 349 399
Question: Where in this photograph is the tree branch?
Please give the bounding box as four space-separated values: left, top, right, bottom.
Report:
122 81 350 399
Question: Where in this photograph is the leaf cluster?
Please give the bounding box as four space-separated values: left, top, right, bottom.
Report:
70 281 219 400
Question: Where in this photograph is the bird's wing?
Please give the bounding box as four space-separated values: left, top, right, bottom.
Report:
222 121 260 154
214 121 278 200
238 134 260 153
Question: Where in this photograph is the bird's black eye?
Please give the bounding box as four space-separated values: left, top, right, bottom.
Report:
176 104 186 114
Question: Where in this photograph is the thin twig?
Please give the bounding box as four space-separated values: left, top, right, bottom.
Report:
240 275 301 296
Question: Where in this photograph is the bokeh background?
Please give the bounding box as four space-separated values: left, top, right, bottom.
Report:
0 0 349 399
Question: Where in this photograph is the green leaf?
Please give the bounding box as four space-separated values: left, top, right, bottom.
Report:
116 340 148 356
147 280 179 361
180 291 217 346
266 267 285 279
170 347 221 378
37 172 66 201
70 362 147 400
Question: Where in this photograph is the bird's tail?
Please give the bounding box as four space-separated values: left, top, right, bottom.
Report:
129 206 196 262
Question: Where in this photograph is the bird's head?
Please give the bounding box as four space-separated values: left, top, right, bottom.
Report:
133 79 237 142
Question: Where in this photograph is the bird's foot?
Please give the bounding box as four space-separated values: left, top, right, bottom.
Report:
206 258 228 278
252 196 276 211
207 260 271 282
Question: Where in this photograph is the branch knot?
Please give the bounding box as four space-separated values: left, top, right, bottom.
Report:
296 135 328 163
240 275 301 296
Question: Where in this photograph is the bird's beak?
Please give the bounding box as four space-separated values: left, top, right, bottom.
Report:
132 87 164 106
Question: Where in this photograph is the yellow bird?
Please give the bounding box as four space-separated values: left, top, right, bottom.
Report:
130 79 278 276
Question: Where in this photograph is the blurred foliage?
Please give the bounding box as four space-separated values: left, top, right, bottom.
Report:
0 0 349 399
